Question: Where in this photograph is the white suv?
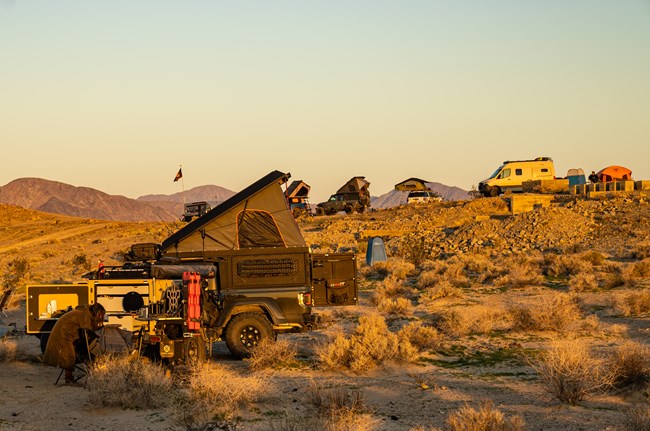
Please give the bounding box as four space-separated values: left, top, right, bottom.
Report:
407 190 442 204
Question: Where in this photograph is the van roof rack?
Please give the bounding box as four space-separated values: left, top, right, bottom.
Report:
502 156 553 164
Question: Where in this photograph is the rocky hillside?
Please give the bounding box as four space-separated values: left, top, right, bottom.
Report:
0 178 234 222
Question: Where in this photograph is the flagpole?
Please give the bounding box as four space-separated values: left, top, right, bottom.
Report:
179 164 185 206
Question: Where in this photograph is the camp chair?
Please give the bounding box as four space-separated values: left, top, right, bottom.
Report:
0 287 15 318
55 329 99 387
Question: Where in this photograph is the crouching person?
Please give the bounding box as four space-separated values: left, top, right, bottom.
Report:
43 303 106 385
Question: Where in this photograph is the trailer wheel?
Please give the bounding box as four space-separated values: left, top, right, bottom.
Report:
183 336 206 363
224 312 274 359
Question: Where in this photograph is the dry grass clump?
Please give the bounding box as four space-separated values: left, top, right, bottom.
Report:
569 272 598 292
87 355 172 409
532 339 614 404
608 341 650 389
418 280 464 311
508 293 581 332
173 362 268 428
418 258 471 289
377 297 414 317
630 259 650 279
613 291 650 316
306 383 377 431
317 313 418 372
373 276 418 301
0 339 17 362
581 250 606 266
398 321 444 351
248 338 299 371
365 258 415 280
446 400 525 431
494 258 544 288
435 305 502 337
621 403 650 431
544 253 592 278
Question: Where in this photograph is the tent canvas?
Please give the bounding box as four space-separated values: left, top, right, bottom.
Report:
285 180 311 199
337 177 370 195
161 171 306 256
394 178 431 191
597 166 632 182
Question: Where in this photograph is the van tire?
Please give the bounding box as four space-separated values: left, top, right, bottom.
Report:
488 187 500 197
224 312 275 359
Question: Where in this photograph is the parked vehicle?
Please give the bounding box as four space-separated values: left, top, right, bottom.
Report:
407 190 442 204
478 157 555 197
316 177 371 215
26 171 358 362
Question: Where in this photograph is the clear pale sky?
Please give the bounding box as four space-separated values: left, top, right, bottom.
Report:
1 1 649 204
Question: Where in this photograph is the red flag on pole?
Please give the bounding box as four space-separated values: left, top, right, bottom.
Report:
173 168 183 182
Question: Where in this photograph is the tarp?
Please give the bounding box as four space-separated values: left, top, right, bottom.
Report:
337 177 370 195
597 166 632 182
394 178 431 191
160 171 306 256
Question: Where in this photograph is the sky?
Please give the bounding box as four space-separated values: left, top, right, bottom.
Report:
1 1 649 204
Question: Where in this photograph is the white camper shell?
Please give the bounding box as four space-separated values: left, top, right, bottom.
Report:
479 157 555 197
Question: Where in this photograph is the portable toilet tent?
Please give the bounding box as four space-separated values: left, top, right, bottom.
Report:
366 237 387 266
567 169 586 187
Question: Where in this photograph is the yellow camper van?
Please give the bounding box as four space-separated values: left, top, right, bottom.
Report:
478 157 555 197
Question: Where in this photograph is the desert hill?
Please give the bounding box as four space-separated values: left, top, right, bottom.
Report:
371 181 470 208
0 178 235 223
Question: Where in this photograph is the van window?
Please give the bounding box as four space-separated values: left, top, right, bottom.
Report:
499 169 511 179
515 169 522 176
541 168 548 173
488 165 505 179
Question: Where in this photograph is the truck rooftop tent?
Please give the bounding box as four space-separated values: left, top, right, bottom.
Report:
337 176 370 194
394 178 431 191
161 170 306 257
284 180 311 199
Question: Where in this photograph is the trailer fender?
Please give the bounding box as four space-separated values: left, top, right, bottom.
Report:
216 298 287 328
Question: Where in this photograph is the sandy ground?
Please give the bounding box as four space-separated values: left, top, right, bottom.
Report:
0 304 637 431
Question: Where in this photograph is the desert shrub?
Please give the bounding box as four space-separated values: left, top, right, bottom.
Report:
435 305 501 337
543 253 590 278
365 258 415 280
248 338 299 371
632 242 650 260
569 272 598 292
494 258 543 288
532 339 614 404
87 356 172 409
0 339 17 363
630 259 650 278
173 362 267 428
445 400 525 431
399 321 444 351
621 403 650 431
418 280 464 311
317 314 418 372
374 276 418 302
377 297 414 317
398 233 438 267
508 293 581 332
72 253 91 270
613 291 650 316
581 250 606 266
2 257 31 289
608 341 650 389
418 268 444 289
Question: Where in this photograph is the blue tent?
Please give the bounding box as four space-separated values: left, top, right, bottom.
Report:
366 237 387 266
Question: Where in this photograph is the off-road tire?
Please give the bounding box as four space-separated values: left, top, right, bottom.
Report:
224 312 275 359
292 207 303 218
183 336 206 363
315 207 325 216
344 204 354 214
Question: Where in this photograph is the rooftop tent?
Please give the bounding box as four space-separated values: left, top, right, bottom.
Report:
160 171 306 257
337 177 370 194
285 180 310 199
394 178 431 191
566 168 586 187
597 166 632 182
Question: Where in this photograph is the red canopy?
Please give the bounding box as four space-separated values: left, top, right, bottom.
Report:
596 165 632 182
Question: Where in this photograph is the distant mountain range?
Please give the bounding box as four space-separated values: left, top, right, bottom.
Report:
0 178 235 222
0 178 468 221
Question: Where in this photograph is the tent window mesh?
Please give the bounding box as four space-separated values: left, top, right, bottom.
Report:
237 210 284 248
